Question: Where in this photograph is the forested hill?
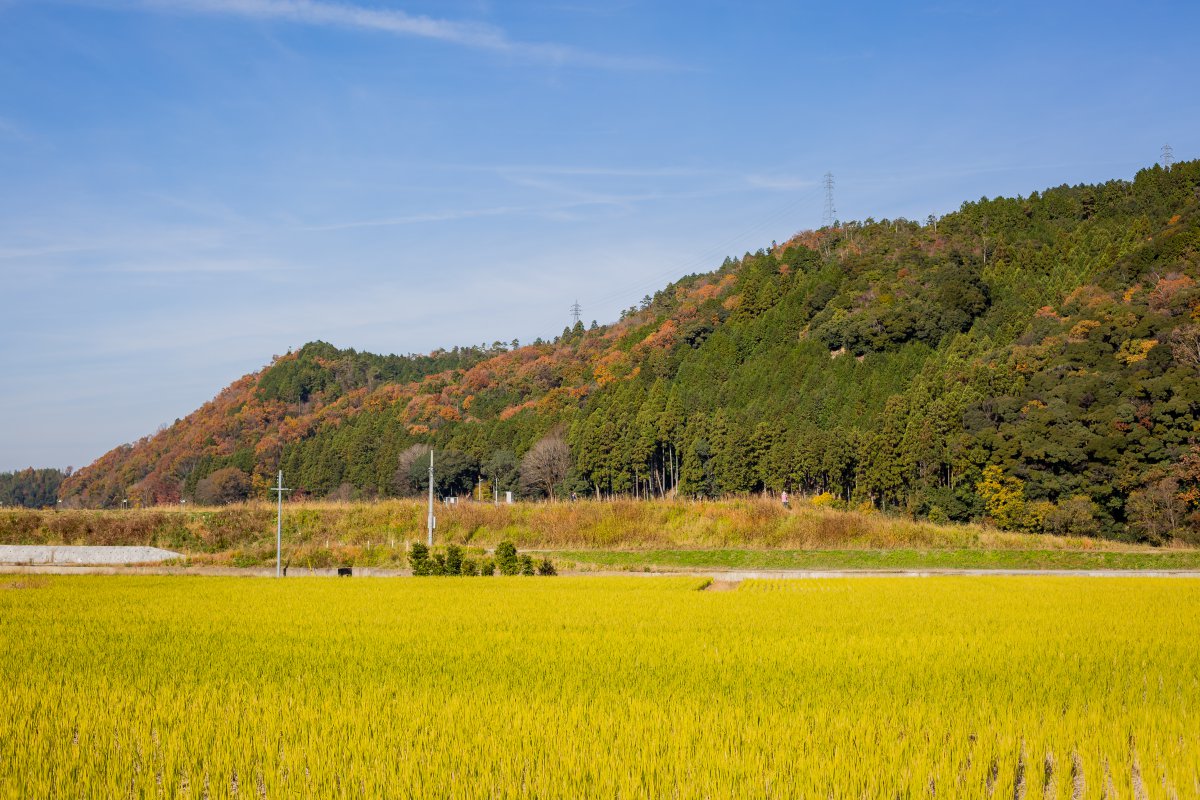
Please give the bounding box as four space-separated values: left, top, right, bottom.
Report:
60 160 1200 541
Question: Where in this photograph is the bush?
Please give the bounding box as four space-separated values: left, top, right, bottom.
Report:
445 544 463 576
519 554 534 576
537 557 557 576
409 541 431 575
1043 495 1101 538
230 551 259 568
411 543 501 578
810 492 838 508
496 541 519 575
1021 500 1055 533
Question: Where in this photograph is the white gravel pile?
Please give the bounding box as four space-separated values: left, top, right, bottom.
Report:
0 545 182 565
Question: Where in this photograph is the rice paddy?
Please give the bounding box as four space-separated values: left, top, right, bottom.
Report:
2 575 1197 798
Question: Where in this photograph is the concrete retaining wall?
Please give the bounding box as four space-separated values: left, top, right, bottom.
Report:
0 545 182 565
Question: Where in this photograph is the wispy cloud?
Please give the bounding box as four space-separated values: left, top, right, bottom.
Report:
305 185 742 231
744 174 817 191
478 163 821 191
305 205 534 231
0 225 234 263
489 164 715 178
105 256 290 274
305 165 818 230
0 242 106 261
121 0 670 70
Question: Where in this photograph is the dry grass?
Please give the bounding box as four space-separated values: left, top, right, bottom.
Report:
0 497 1177 555
0 577 50 590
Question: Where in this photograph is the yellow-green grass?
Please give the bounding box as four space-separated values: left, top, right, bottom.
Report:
2 576 1198 797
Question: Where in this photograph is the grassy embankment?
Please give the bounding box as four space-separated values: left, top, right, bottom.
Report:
3 497 1198 571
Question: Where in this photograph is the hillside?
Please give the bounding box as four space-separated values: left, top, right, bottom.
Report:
60 161 1200 541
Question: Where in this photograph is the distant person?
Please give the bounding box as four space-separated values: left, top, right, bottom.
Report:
570 491 578 502
780 489 790 509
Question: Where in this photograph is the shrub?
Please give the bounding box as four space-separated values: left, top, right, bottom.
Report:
518 554 535 576
1021 500 1055 533
445 544 463 576
1043 495 1100 538
230 551 259 568
496 541 519 575
409 541 431 576
480 558 496 576
537 557 557 576
461 558 478 576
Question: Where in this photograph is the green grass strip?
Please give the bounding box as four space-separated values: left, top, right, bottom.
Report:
552 548 1200 571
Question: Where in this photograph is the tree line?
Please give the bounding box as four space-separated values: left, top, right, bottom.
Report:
0 468 68 509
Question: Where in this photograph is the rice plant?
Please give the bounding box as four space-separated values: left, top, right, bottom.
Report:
1 575 1197 797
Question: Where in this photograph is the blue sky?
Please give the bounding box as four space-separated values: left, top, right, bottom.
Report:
1 0 1198 471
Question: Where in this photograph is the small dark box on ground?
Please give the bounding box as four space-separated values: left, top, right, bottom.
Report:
337 567 352 577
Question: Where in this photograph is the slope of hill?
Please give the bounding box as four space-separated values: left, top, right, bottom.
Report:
60 161 1200 541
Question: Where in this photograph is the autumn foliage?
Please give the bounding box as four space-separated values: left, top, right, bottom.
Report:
57 160 1200 541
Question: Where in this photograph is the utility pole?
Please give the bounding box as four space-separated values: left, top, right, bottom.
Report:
570 300 582 326
270 470 290 578
426 450 435 547
822 172 836 228
1162 143 1175 170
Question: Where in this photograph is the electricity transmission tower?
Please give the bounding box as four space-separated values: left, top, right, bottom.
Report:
570 300 582 326
822 172 836 228
1162 143 1174 170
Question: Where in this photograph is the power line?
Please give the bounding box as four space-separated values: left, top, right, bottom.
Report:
569 300 582 326
1162 143 1175 170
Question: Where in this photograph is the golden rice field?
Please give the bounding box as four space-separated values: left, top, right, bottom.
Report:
1 575 1198 798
